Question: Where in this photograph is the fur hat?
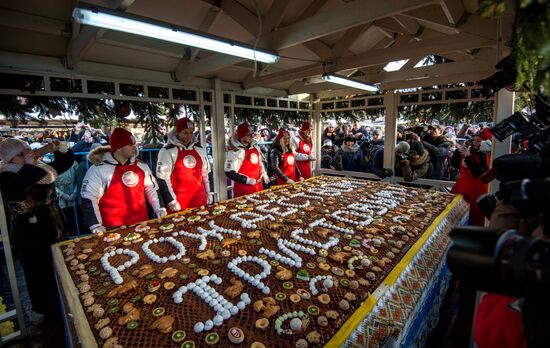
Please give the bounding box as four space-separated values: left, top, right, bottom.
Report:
109 128 135 153
176 117 194 133
0 138 30 163
236 123 252 139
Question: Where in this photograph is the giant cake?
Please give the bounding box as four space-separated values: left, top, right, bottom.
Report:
57 176 458 348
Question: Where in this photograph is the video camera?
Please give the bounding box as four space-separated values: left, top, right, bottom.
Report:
448 65 550 346
477 55 517 99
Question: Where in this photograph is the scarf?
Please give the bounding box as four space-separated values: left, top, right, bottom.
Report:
0 161 58 184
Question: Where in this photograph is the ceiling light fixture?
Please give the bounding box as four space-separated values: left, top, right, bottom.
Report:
72 3 279 64
322 74 379 92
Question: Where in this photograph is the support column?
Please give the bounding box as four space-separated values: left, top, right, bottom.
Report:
198 90 206 149
489 89 514 193
211 78 227 201
312 94 322 176
383 91 398 182
228 93 235 134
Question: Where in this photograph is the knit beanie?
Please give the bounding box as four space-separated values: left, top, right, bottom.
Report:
176 117 194 133
476 128 493 141
0 138 30 163
395 141 410 154
409 141 425 156
236 123 252 139
300 122 311 132
109 128 135 153
276 128 289 140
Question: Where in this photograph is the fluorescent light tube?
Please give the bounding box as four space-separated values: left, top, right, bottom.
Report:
322 74 379 92
72 4 279 64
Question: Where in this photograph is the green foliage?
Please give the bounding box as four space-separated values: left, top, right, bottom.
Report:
479 0 550 98
514 0 550 96
233 108 309 129
399 101 494 124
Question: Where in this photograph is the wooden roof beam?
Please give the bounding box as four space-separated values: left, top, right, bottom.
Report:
244 32 495 88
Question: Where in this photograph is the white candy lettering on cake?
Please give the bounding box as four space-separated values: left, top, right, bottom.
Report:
100 248 140 284
183 155 197 168
142 237 186 263
227 256 271 294
122 171 139 187
172 275 251 333
250 153 259 164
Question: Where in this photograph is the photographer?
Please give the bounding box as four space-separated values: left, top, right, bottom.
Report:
395 140 431 181
450 129 492 226
421 125 451 180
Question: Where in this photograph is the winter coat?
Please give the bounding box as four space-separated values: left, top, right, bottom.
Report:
367 146 385 177
396 150 431 181
224 136 267 184
156 130 210 207
80 146 163 230
269 142 302 182
422 135 451 179
321 145 339 169
336 143 366 172
0 150 74 318
55 161 77 209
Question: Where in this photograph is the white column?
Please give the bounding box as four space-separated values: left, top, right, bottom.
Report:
489 89 514 193
312 94 322 175
383 91 398 182
198 90 206 149
211 78 227 200
228 94 235 134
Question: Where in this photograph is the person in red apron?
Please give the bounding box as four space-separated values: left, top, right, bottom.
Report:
270 128 304 185
157 118 211 212
225 122 269 197
294 122 316 179
81 128 166 234
451 128 491 226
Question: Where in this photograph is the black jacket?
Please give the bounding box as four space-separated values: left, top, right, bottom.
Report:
422 135 450 179
269 142 302 182
0 150 74 317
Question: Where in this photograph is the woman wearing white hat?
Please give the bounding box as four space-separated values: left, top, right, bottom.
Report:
0 137 74 341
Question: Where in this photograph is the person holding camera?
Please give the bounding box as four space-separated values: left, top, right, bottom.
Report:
395 140 431 181
421 124 451 179
0 137 74 343
450 128 492 226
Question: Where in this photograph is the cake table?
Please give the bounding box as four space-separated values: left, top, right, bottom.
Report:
52 176 468 348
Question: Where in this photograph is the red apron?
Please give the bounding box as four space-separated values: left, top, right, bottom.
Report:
99 163 147 228
170 147 206 211
297 140 312 179
276 153 296 185
451 152 490 226
233 147 263 197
